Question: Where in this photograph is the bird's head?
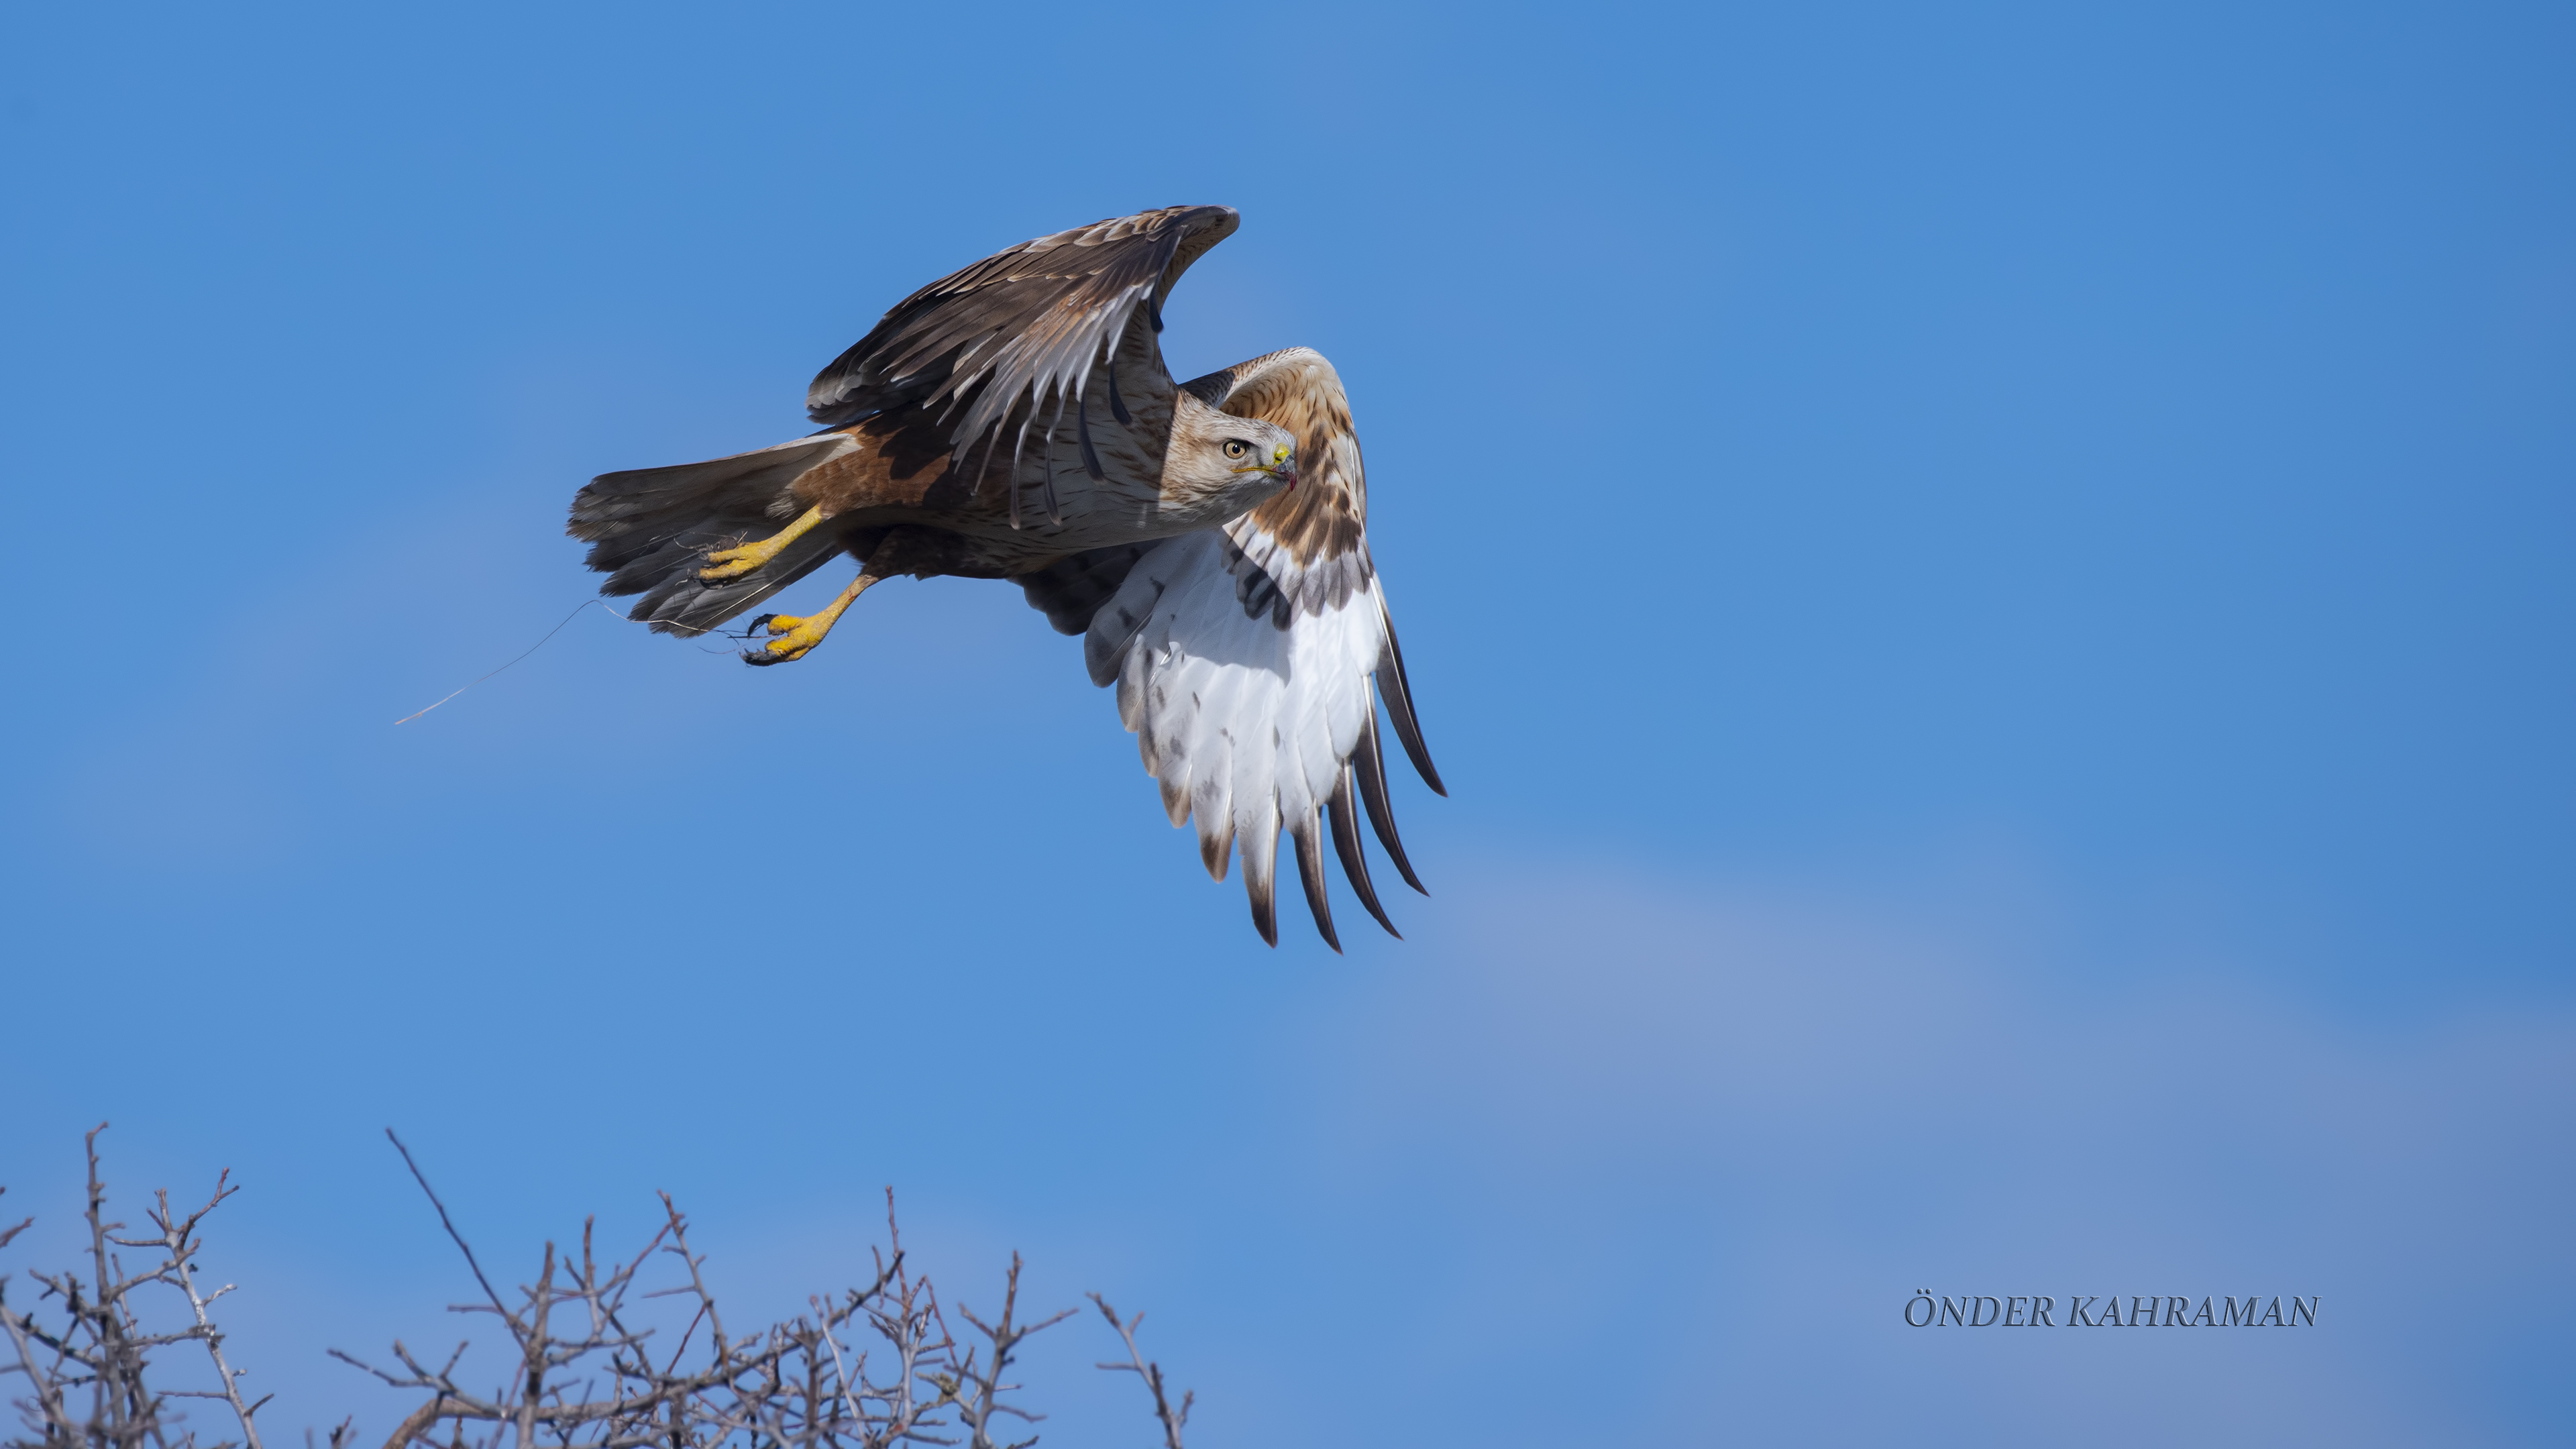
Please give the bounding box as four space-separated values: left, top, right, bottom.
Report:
1172 407 1297 503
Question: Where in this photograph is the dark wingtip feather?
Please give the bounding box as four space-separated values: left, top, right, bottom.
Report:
1376 615 1446 796
1249 875 1279 947
1327 771 1400 939
1245 822 1278 945
1355 712 1430 896
1290 812 1342 953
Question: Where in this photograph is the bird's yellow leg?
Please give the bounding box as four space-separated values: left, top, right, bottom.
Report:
700 505 826 581
742 571 880 666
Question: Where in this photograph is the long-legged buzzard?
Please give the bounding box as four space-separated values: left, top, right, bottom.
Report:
568 206 1444 948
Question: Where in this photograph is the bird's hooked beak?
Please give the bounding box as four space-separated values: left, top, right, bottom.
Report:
1248 442 1296 490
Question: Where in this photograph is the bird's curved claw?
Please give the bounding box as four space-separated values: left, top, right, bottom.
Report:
735 569 879 667
741 612 824 666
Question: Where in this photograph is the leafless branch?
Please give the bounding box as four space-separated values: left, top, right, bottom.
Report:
378 1136 511 1347
945 1258 1073 1449
11 1134 1209 1449
1085 1297 1189 1449
142 1179 264 1449
4 1125 256 1449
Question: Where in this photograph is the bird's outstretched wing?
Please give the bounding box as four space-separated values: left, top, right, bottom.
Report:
1029 347 1444 949
804 206 1238 472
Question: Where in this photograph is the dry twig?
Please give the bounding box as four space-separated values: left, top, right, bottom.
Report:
2 1126 264 1449
10 1134 1203 1449
1085 1297 1189 1449
331 1145 1072 1449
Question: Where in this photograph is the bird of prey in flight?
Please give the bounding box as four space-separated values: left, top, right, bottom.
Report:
568 206 1444 949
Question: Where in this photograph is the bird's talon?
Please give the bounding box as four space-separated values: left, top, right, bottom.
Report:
739 616 826 665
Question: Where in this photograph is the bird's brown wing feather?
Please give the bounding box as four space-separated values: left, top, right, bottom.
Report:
805 205 1238 477
1184 345 1370 555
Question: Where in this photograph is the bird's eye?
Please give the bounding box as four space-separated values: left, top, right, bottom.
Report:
1222 439 1250 460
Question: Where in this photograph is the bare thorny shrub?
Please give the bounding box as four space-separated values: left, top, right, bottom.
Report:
3 1129 1192 1449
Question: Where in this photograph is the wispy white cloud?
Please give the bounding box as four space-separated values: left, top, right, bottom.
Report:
1236 857 2576 1445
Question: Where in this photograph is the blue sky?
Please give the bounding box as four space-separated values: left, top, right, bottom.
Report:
2 2 2569 1444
